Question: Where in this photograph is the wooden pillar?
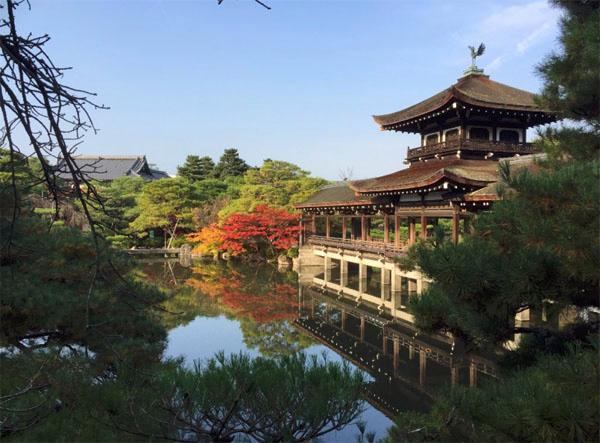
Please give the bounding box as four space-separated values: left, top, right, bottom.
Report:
395 215 401 247
469 361 478 388
409 343 415 360
381 268 391 302
342 217 347 240
366 217 372 241
358 262 367 293
408 218 416 245
311 215 316 235
384 214 390 243
341 309 347 331
420 214 427 240
419 350 427 386
324 257 331 283
452 209 460 245
299 219 304 246
360 216 367 241
325 216 331 238
391 272 399 311
382 335 388 355
340 260 348 287
360 317 365 342
393 337 400 372
451 363 459 387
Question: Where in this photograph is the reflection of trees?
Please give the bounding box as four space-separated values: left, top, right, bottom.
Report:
181 262 316 356
240 320 316 357
133 260 316 355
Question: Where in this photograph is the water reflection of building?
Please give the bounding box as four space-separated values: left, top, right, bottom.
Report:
295 284 496 418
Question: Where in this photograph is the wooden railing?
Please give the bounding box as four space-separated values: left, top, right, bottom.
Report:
407 139 535 161
306 234 406 257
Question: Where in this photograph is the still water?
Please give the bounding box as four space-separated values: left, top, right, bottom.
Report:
135 259 493 442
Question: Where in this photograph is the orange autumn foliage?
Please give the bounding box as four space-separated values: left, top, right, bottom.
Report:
186 223 223 255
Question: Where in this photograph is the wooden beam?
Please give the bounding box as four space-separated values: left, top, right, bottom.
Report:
420 214 427 240
395 215 401 247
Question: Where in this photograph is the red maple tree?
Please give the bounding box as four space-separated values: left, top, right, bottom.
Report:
220 205 300 257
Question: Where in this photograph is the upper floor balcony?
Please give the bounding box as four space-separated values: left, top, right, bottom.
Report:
406 138 536 162
306 234 406 258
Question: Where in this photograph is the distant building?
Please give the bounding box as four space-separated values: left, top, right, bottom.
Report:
56 155 169 182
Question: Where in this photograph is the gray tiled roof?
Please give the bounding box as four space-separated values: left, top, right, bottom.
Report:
56 155 169 181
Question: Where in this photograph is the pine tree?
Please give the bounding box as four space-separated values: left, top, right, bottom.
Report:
213 148 250 179
177 155 215 182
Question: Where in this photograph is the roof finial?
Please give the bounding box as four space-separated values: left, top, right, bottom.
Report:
463 43 485 76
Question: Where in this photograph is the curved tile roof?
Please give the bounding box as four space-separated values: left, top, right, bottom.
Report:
373 73 554 128
349 158 499 194
294 183 375 208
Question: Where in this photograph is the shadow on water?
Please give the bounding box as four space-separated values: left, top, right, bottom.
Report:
133 258 496 440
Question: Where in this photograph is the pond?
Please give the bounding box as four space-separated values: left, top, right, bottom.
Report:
134 259 493 442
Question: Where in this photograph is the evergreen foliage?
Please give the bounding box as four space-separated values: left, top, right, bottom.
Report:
219 159 327 218
386 343 600 443
1 212 365 440
177 154 216 181
537 0 600 126
213 148 250 179
129 177 199 246
88 176 145 246
100 352 364 442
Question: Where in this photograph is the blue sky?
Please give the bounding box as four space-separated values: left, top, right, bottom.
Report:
17 0 562 179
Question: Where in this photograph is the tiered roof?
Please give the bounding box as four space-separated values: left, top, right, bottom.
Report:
373 73 556 132
297 71 558 211
349 158 499 195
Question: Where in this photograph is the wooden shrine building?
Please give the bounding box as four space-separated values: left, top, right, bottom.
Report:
296 65 558 255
